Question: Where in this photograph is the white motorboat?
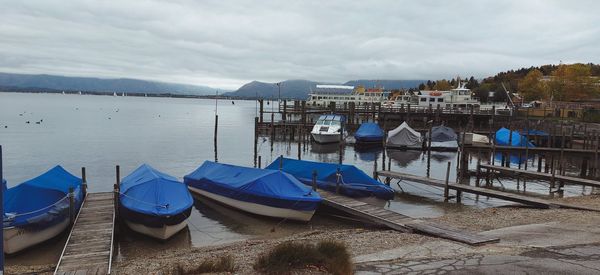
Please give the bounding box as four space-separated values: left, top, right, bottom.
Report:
311 114 345 144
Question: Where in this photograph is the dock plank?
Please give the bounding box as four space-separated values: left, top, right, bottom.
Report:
55 192 114 275
318 190 497 245
377 170 600 212
480 164 600 188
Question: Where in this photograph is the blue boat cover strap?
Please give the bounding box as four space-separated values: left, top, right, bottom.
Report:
184 161 321 211
266 157 395 200
120 164 193 217
3 166 84 229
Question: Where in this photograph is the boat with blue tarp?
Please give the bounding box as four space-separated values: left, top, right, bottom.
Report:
495 127 535 147
3 166 84 254
120 164 193 240
184 161 321 222
266 157 395 204
354 122 384 144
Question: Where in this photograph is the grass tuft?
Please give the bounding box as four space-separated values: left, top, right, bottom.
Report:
254 240 352 275
172 254 236 274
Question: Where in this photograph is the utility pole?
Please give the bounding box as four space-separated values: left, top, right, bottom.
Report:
277 82 281 110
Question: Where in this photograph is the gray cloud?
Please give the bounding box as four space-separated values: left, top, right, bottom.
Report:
0 0 598 89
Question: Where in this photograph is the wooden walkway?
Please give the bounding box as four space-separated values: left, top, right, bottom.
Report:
479 164 600 188
319 190 499 245
55 192 115 275
377 170 600 212
466 144 599 157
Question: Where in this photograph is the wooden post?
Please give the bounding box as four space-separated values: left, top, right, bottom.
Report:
524 109 530 170
476 153 481 187
81 167 87 197
283 100 287 122
258 155 262 169
279 155 283 170
0 145 4 270
444 161 451 202
214 114 219 162
336 167 341 194
312 170 317 191
114 165 120 220
559 125 566 176
373 158 378 179
297 126 302 160
254 117 258 167
259 99 264 123
69 187 75 226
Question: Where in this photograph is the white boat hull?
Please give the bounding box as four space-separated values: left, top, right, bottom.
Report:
188 186 315 222
311 132 341 144
3 218 69 254
124 219 189 240
430 140 459 150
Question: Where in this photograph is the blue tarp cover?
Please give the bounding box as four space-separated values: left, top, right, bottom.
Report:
4 166 83 228
121 164 193 217
266 157 395 200
495 128 535 147
354 122 384 142
184 161 321 211
429 126 458 142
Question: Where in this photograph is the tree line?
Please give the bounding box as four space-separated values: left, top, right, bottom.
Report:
417 63 600 103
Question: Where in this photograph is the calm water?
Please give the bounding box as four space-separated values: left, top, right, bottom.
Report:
0 92 592 264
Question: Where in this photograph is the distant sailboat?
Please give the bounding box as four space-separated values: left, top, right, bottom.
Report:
62 91 65 95
113 92 117 96
78 91 82 95
122 92 125 97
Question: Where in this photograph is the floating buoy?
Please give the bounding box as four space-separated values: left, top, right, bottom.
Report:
26 121 30 124
35 121 40 124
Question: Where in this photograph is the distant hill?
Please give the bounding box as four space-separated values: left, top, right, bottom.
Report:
225 79 424 99
224 80 319 99
343 80 424 90
0 72 224 95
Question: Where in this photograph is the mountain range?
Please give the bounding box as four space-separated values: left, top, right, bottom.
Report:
0 72 221 95
0 72 426 99
224 79 425 99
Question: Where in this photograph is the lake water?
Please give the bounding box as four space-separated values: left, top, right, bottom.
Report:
0 92 592 264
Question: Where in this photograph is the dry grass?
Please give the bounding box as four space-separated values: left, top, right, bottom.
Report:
254 240 352 275
172 254 235 274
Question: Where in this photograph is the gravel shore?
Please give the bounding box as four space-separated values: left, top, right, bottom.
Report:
7 195 600 274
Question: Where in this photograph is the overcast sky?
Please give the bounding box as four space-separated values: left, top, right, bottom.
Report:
0 0 598 90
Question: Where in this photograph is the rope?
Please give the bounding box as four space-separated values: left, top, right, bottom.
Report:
119 192 169 208
4 194 71 218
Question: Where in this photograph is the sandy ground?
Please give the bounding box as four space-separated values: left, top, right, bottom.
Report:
7 195 600 274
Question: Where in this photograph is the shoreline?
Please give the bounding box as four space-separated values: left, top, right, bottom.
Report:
7 194 600 274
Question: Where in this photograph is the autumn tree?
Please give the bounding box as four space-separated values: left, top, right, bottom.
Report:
518 69 547 101
548 64 599 101
433 79 451 90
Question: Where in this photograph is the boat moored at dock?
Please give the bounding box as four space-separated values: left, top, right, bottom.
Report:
354 122 384 144
119 164 193 240
386 122 423 149
3 166 84 254
310 114 345 144
184 161 321 222
267 157 395 204
427 125 459 151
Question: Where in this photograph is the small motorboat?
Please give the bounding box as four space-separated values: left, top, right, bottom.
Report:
310 114 345 144
427 125 458 151
266 157 395 206
184 161 321 222
354 122 384 144
120 164 193 240
3 166 84 254
386 122 422 149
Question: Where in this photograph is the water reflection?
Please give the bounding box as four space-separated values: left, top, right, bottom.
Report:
387 149 422 167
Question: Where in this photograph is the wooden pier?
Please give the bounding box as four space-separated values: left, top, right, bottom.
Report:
479 164 600 188
376 170 600 212
55 192 115 275
319 190 499 245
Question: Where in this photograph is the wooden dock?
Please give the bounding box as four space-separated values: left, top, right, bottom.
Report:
377 170 600 212
479 164 600 188
55 192 115 275
319 190 499 245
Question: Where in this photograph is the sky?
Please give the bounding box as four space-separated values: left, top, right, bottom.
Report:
0 0 599 90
